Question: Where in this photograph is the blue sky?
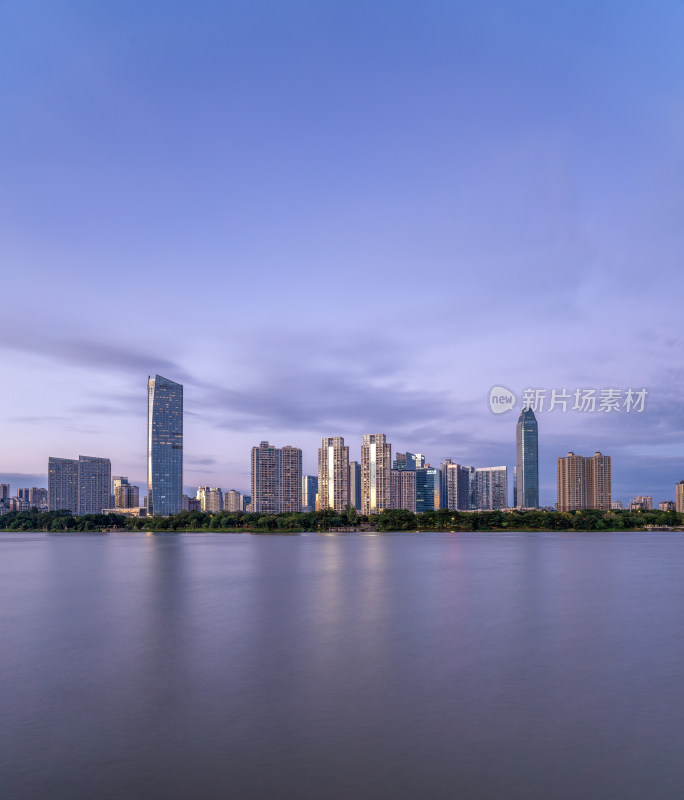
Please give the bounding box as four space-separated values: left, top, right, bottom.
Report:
2 1 684 505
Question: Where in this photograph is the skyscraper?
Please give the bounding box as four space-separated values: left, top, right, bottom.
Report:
557 451 611 511
516 407 539 508
147 375 183 517
48 457 79 513
318 437 349 512
361 434 392 514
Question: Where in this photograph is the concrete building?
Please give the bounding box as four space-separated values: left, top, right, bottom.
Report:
473 466 508 510
147 375 183 517
197 487 223 513
281 446 303 513
390 469 416 512
113 477 140 509
251 442 302 513
629 496 653 511
361 434 392 514
48 455 111 515
0 484 9 500
318 437 349 512
659 501 675 512
676 481 684 513
224 490 243 512
557 451 611 512
29 487 48 508
441 460 475 511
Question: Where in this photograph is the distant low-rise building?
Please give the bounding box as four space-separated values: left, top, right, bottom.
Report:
629 496 653 511
659 501 675 512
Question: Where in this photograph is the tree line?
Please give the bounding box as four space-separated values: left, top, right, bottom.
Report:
0 507 682 533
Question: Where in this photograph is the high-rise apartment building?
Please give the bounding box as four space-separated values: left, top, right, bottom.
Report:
473 467 508 510
147 375 183 517
441 460 474 510
391 469 416 512
516 407 539 508
251 441 282 514
0 484 9 500
281 446 302 513
348 461 361 510
197 487 223 513
301 476 318 512
48 456 111 514
557 452 611 511
78 456 112 514
29 487 48 508
17 488 30 501
251 442 303 513
361 434 392 514
113 476 140 509
659 501 675 512
677 481 684 513
318 437 349 511
224 490 243 512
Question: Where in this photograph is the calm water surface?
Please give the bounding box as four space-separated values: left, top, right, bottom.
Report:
2 531 684 799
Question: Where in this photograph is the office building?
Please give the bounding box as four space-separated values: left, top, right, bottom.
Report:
197 487 223 513
473 466 508 510
416 466 441 513
318 437 349 512
361 434 392 514
301 476 318 512
224 490 243 512
393 452 419 471
557 452 611 512
113 477 140 509
516 407 539 508
391 469 416 512
147 375 183 517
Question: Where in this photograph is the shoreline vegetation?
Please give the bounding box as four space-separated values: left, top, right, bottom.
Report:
1 507 683 533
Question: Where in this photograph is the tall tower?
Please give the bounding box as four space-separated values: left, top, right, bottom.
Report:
516 407 539 508
361 434 392 514
147 375 183 517
281 446 303 513
318 437 349 511
251 441 283 514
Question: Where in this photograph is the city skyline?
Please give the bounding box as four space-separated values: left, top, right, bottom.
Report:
2 3 683 505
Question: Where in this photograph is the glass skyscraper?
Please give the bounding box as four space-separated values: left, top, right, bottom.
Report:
147 375 183 517
516 407 539 508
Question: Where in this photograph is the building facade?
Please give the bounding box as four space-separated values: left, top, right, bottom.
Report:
390 469 417 512
557 451 611 512
473 466 508 510
147 375 183 517
197 487 223 513
441 460 474 510
301 476 318 512
516 407 539 508
361 434 392 514
224 490 243 512
113 476 140 509
251 442 302 513
416 466 441 513
48 455 111 515
317 437 349 512
281 446 302 513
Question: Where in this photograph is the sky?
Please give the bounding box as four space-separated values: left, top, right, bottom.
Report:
2 0 684 506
